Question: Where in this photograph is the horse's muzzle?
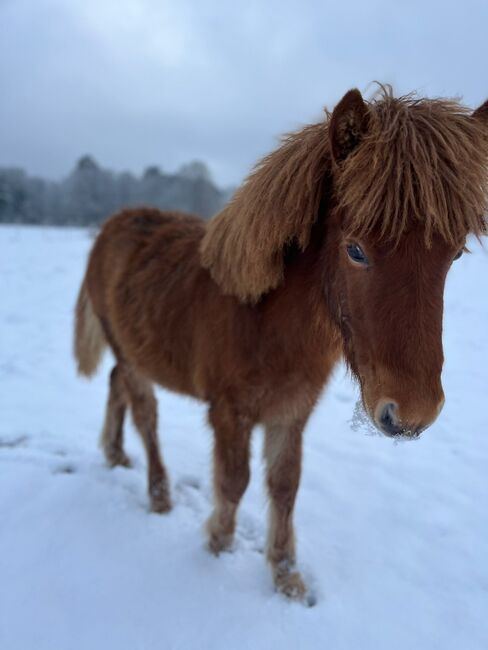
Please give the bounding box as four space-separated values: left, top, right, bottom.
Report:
376 401 424 439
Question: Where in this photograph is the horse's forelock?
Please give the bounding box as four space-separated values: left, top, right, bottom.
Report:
336 92 488 246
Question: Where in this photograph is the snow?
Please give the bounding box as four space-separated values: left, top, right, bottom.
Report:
0 225 487 650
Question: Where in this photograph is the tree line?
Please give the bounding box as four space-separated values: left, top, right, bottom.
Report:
0 156 232 226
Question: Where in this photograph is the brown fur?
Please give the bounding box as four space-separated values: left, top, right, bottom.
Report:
74 87 488 601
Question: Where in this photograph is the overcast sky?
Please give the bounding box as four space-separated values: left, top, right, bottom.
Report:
1 0 487 186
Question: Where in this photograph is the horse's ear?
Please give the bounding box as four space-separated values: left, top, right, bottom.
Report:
473 99 488 125
329 89 369 163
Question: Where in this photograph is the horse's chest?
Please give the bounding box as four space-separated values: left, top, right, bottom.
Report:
253 339 341 423
255 376 320 424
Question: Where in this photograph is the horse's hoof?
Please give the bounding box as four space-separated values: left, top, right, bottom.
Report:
149 480 172 513
105 447 132 468
206 515 234 555
274 570 308 603
207 532 234 555
150 495 172 514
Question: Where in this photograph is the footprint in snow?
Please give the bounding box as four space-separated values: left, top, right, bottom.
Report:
52 463 77 475
0 434 29 449
174 475 208 514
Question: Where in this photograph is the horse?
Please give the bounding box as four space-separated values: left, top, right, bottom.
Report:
74 86 488 601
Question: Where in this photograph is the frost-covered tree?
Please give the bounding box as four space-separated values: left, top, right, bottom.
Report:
0 157 228 225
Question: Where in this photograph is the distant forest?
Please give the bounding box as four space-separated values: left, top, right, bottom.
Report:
0 156 233 226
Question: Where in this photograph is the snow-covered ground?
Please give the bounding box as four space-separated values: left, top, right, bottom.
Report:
0 225 487 650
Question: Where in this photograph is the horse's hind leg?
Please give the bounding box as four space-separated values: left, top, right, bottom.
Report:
101 364 131 468
121 365 171 513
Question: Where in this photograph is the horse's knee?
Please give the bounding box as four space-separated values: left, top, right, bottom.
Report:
218 461 250 504
131 391 157 427
209 400 253 506
268 479 299 516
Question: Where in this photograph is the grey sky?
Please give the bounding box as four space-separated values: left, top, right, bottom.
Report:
1 0 487 186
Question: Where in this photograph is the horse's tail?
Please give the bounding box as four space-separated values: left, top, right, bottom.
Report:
74 279 107 377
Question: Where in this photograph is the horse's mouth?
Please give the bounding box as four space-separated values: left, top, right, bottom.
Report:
380 425 423 441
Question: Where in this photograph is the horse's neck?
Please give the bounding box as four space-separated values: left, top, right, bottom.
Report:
254 240 340 385
263 237 331 334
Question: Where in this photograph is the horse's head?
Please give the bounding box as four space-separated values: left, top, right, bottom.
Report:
200 86 488 437
326 88 488 437
327 219 455 437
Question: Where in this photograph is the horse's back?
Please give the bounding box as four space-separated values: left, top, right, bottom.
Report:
86 207 204 310
85 208 207 394
90 207 203 260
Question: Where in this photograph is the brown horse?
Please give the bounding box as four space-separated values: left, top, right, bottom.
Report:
74 87 488 601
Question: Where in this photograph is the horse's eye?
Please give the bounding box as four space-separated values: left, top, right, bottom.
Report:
346 243 368 265
453 249 463 261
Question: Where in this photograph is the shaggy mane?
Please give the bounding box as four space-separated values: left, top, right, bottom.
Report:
337 87 488 245
201 87 488 301
200 120 332 301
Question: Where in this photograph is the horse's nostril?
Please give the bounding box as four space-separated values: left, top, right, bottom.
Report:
378 401 402 436
376 401 424 438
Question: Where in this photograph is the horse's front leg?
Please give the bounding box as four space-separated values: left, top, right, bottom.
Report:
206 400 252 554
264 416 308 600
